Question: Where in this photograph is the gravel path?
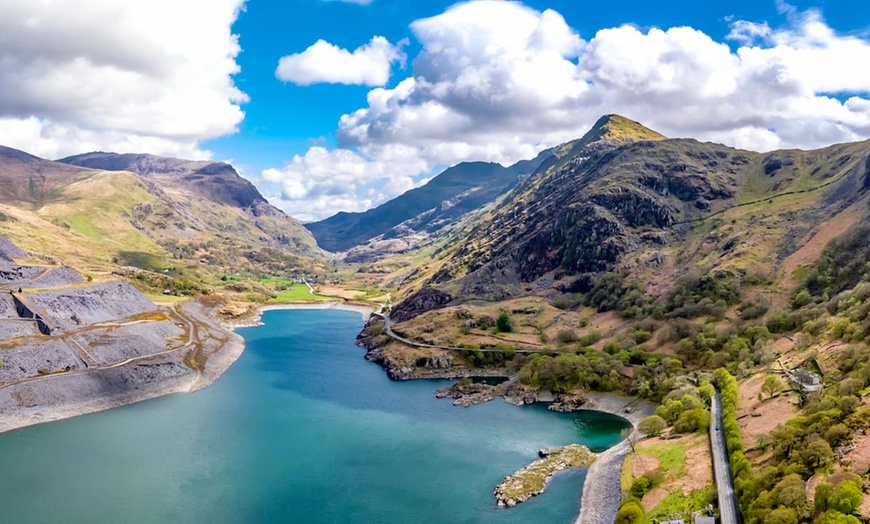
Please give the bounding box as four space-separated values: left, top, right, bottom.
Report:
574 393 655 524
577 440 631 524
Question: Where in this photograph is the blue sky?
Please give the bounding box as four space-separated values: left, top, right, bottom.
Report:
1 0 870 221
207 0 866 173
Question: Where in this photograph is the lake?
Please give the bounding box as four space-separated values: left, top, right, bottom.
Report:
0 309 630 523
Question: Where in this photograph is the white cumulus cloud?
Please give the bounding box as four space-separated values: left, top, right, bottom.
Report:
0 0 247 159
264 1 870 222
276 36 407 87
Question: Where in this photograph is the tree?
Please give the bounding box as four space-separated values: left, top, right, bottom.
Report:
638 415 667 437
815 511 861 524
828 481 863 515
764 507 798 524
674 408 711 433
496 312 512 333
762 375 783 399
815 481 833 514
769 474 806 510
800 436 834 472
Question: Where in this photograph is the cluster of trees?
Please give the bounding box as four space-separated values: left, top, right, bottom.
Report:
456 345 515 367
715 369 867 523
517 351 625 392
646 384 712 434
567 270 744 322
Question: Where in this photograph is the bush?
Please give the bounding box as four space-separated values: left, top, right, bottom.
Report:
638 415 667 437
577 331 601 347
496 312 512 333
674 408 711 433
767 310 797 333
630 476 651 498
615 501 644 524
556 329 578 344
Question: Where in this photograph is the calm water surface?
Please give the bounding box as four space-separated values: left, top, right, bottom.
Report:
0 309 630 524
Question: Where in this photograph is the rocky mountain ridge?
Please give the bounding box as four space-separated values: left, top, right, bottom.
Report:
383 115 870 319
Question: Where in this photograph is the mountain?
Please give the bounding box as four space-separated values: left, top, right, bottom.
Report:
0 145 100 204
0 146 324 288
60 152 270 212
382 114 870 316
305 150 553 254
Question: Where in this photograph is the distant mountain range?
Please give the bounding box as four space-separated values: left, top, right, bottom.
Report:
305 151 553 254
0 146 323 281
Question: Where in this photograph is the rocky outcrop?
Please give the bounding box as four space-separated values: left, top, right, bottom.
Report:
0 233 27 261
494 444 596 508
390 287 453 322
548 393 588 412
435 379 505 406
363 347 414 381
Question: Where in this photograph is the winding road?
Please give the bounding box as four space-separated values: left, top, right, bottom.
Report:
711 389 740 524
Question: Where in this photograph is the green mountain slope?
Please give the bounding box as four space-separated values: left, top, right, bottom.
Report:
0 146 325 283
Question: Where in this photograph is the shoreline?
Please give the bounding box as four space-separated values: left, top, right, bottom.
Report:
1 301 648 524
0 301 373 435
0 300 247 435
574 393 655 524
227 301 375 329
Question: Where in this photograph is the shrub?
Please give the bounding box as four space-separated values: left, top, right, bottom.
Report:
767 310 797 333
630 476 651 498
556 329 578 344
615 501 644 524
496 312 512 333
638 415 667 437
577 331 601 347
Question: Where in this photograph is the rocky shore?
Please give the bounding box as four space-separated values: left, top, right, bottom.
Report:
494 444 596 508
435 379 507 406
356 314 656 523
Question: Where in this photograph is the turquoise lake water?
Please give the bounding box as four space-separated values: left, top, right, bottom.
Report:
0 309 630 524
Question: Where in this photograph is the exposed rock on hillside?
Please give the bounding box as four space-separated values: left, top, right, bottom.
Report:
390 287 453 322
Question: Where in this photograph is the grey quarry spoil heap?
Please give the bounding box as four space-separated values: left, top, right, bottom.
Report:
0 233 241 433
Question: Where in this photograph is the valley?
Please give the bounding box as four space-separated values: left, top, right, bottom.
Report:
2 114 870 523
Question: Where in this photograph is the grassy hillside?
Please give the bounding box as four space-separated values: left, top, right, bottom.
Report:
0 146 329 301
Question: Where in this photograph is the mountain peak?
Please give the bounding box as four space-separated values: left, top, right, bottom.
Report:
582 114 667 145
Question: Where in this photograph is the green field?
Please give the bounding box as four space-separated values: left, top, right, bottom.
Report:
268 283 331 302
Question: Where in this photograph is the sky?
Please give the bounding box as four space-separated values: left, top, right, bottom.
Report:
1 1 870 222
